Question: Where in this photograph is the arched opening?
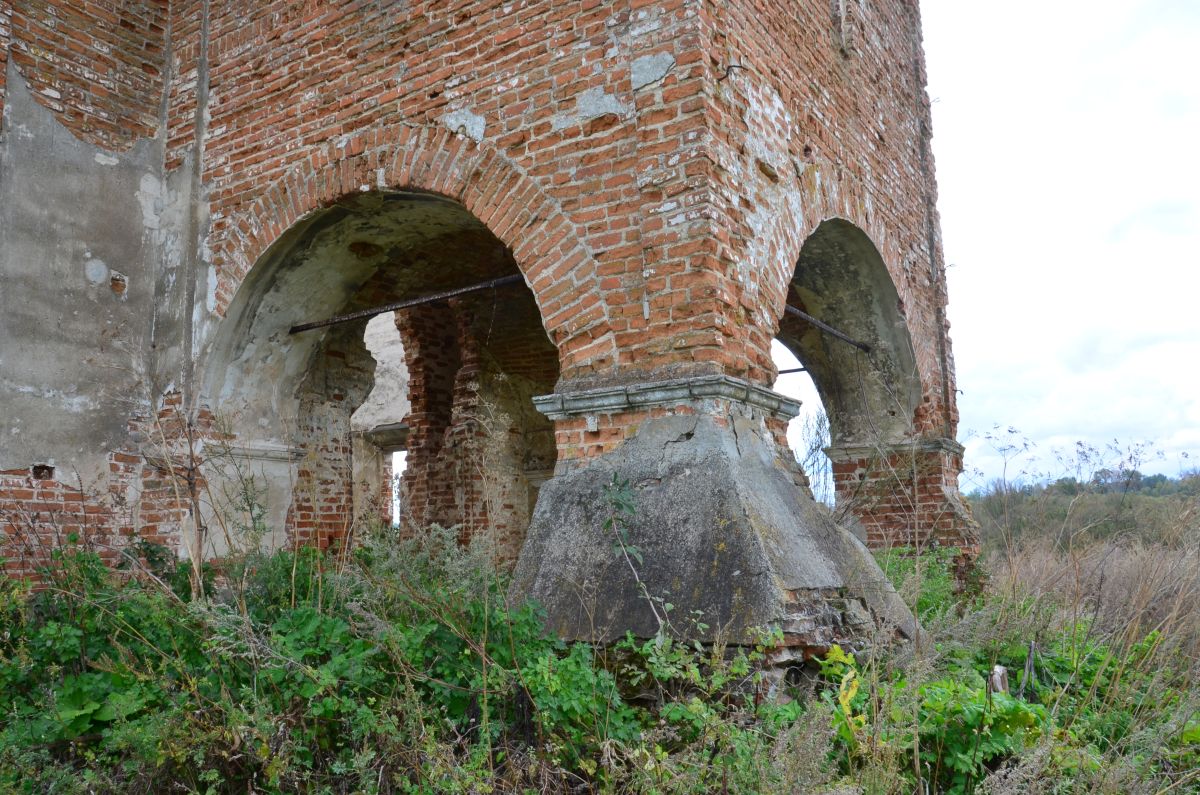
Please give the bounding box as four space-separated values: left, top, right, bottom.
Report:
350 314 410 529
197 190 559 562
775 219 920 450
772 219 924 544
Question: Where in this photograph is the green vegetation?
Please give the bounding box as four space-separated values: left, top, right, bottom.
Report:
0 529 798 793
971 468 1199 548
0 461 1197 792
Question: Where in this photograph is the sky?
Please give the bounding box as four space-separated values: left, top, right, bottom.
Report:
777 0 1200 492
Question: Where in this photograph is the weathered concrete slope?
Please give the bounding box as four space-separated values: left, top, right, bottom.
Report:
511 409 917 648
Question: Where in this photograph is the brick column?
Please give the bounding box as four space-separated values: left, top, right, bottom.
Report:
826 439 979 555
394 304 465 533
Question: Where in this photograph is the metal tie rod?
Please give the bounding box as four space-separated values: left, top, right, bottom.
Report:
783 304 871 353
289 273 525 334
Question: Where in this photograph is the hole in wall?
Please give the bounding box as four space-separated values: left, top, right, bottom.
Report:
348 241 383 259
756 158 780 182
782 658 823 691
772 340 833 505
353 313 412 528
391 449 408 526
31 464 55 480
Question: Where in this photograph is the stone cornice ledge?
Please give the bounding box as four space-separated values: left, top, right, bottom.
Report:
533 375 801 421
216 442 305 463
825 437 966 461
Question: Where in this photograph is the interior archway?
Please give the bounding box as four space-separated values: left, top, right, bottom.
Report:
196 190 559 561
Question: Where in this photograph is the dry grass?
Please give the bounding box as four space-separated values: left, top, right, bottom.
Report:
989 538 1200 666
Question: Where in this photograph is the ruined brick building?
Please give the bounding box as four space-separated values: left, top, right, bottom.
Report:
0 0 975 648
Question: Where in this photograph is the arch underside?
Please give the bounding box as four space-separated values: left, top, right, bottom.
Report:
772 219 976 552
196 190 559 559
776 218 921 451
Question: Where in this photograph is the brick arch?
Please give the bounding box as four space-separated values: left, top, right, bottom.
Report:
756 208 977 554
210 123 614 379
757 165 958 439
768 216 921 446
747 149 923 431
731 152 920 392
755 165 913 368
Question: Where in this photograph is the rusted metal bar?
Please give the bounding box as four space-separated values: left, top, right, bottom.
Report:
783 304 871 353
288 273 525 334
776 367 807 374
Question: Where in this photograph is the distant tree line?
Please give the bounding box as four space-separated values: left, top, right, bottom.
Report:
968 469 1200 549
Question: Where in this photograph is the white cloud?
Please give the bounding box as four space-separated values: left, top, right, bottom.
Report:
922 0 1200 484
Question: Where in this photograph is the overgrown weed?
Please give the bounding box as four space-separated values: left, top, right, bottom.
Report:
1 453 1198 792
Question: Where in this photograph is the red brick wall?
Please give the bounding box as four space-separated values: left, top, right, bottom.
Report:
164 0 956 419
832 445 978 553
164 0 204 169
395 293 558 561
169 1 722 382
0 1 10 123
1 0 973 567
1 467 119 578
285 327 376 551
131 394 211 557
0 395 202 580
395 303 463 532
695 0 956 433
7 0 167 150
380 454 393 527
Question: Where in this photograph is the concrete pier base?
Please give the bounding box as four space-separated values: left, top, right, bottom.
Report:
510 382 918 651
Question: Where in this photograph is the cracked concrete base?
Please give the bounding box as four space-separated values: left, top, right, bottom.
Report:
509 410 918 647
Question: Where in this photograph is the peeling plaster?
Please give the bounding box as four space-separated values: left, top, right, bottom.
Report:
630 53 674 90
1 379 100 412
84 257 109 284
204 263 218 313
135 173 166 229
440 108 486 142
726 79 805 329
0 66 159 480
551 87 630 131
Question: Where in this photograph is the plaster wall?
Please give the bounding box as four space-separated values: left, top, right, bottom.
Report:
352 314 411 435
0 66 163 485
